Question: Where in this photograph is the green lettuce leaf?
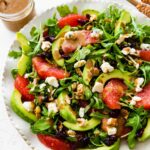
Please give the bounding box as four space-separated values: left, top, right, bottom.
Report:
140 63 150 85
126 108 148 149
8 50 22 59
31 118 50 133
57 5 78 17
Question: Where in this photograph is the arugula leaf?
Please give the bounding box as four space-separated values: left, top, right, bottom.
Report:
142 25 150 36
102 26 113 40
85 98 95 113
11 69 18 78
90 112 108 119
60 75 83 86
130 17 145 43
126 107 148 149
41 106 49 117
30 26 40 38
28 41 42 56
90 136 103 147
89 49 108 58
31 118 51 133
57 5 78 17
96 5 121 36
45 16 60 36
140 63 150 85
113 44 123 55
142 25 150 43
53 87 67 98
30 26 41 42
92 94 104 109
8 50 22 59
28 25 42 56
66 46 91 64
76 47 91 61
101 42 114 49
46 18 57 27
66 137 77 142
56 75 84 96
126 113 141 149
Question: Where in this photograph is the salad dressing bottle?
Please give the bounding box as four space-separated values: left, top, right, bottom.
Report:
0 0 36 32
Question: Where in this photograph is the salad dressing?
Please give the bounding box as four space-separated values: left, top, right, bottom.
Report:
0 0 28 13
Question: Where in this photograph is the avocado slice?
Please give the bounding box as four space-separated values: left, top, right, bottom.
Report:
56 25 71 39
83 59 96 85
16 32 32 76
11 89 37 123
16 32 32 54
57 91 76 123
138 118 150 142
63 118 100 131
96 69 131 87
52 38 64 67
82 9 100 17
115 10 131 35
78 139 120 150
17 54 31 76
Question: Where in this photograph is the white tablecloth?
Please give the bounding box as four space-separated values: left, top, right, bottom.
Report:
0 1 69 150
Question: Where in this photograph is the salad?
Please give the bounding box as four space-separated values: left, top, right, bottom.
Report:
9 4 150 150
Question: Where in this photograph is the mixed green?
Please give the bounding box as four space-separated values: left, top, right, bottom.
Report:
9 5 150 150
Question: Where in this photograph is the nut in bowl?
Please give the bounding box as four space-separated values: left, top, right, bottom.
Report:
2 0 150 150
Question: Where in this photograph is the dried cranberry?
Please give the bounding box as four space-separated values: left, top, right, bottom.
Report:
44 36 55 43
43 29 49 37
59 50 70 59
79 100 89 107
86 14 91 19
61 54 70 59
79 137 89 146
103 135 117 146
71 137 89 150
77 19 88 26
37 52 52 59
43 95 48 101
125 37 140 48
109 109 120 118
136 128 144 138
119 37 141 50
59 49 64 55
55 125 68 139
109 135 117 141
55 131 67 139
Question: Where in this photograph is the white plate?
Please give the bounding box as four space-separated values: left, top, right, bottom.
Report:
2 0 150 150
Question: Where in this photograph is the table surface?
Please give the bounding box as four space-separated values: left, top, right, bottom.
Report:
0 0 146 150
0 1 69 150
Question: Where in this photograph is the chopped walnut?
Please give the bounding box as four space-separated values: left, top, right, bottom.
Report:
75 68 82 76
121 109 129 120
67 130 76 137
77 118 87 127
